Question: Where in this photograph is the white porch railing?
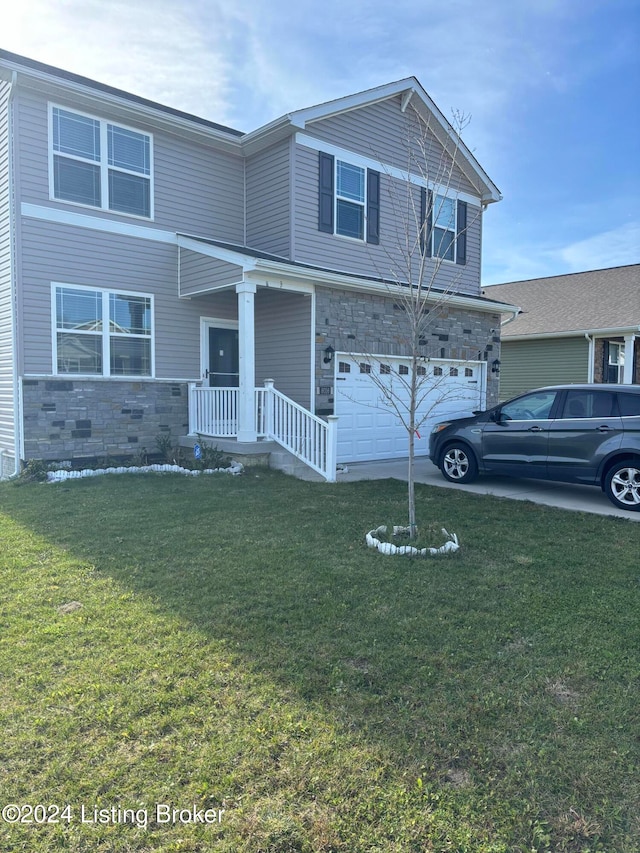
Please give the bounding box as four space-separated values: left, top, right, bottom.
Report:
188 386 239 436
188 381 338 482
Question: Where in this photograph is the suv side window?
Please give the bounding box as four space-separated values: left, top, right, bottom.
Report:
501 390 557 421
617 392 640 417
562 390 616 419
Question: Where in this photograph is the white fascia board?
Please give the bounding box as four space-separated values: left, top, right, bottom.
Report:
408 80 502 204
503 326 640 342
295 133 482 207
7 61 242 153
290 78 418 126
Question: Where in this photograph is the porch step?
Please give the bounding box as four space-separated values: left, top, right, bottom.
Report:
179 435 326 481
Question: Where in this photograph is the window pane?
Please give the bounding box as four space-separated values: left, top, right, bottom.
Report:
434 195 455 229
56 287 102 331
336 199 364 239
108 124 150 175
502 391 556 420
618 393 640 417
108 170 150 217
109 294 151 335
53 108 100 160
57 332 102 374
54 156 101 207
110 337 151 375
337 161 364 202
433 226 455 261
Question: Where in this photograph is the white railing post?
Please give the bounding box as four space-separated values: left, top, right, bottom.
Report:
263 379 275 438
326 415 338 482
188 382 198 435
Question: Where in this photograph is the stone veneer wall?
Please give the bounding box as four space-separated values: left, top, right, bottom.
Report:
313 287 503 414
21 379 189 463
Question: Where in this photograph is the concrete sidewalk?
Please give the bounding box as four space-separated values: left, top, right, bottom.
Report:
334 457 640 521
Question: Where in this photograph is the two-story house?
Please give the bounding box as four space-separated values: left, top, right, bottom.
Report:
0 49 516 481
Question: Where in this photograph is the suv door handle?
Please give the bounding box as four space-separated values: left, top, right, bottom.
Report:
597 425 612 432
528 426 543 432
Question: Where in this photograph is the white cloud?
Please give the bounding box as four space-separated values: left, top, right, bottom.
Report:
557 222 640 272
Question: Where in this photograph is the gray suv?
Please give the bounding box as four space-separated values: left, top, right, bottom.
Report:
429 384 640 511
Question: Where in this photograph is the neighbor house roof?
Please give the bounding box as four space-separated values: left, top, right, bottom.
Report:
483 265 640 339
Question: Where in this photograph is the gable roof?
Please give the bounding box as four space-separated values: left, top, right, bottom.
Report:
242 78 502 203
484 265 640 338
0 49 500 202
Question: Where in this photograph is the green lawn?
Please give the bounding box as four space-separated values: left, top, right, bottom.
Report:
0 470 638 852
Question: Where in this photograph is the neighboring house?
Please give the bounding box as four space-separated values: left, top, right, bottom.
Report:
484 266 640 400
0 49 516 481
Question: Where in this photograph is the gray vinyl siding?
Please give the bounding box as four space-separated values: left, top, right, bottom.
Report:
0 80 16 472
498 337 589 400
179 249 243 296
245 139 291 257
14 87 244 241
255 289 312 408
307 96 480 196
293 143 482 295
19 218 237 380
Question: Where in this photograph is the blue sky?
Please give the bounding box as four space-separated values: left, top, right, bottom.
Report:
3 0 639 284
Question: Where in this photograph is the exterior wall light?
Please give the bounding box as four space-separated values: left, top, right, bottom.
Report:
323 345 335 364
491 358 501 375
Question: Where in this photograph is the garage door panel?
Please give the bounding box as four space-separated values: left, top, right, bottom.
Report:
335 355 485 462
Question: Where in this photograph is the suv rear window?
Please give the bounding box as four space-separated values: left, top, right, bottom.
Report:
617 392 640 417
562 390 616 418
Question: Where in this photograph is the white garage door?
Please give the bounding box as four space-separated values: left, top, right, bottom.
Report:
334 355 486 463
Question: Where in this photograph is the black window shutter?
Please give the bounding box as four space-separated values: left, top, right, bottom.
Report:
366 169 380 244
318 152 334 233
420 188 432 257
456 200 467 265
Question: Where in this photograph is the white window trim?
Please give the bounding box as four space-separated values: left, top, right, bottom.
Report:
51 282 155 378
48 103 155 220
335 159 366 242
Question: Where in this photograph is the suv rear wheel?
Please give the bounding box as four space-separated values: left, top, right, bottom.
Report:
440 443 478 484
604 460 640 511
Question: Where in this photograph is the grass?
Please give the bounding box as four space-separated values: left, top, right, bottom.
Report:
0 469 638 852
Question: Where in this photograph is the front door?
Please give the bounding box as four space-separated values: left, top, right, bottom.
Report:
208 327 239 387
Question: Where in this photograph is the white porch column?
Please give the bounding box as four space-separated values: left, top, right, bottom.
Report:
236 281 257 442
623 334 636 384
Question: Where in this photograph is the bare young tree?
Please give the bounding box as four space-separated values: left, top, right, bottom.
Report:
349 104 491 538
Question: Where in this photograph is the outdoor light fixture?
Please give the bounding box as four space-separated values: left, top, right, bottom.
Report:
491 358 501 375
323 345 335 364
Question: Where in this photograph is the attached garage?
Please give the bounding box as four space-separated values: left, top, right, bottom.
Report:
334 355 486 463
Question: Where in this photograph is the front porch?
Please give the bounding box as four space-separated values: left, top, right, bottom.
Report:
187 380 338 482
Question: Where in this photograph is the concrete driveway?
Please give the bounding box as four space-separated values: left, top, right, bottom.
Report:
335 457 640 521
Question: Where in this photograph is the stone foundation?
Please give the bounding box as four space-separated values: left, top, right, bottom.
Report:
21 378 189 463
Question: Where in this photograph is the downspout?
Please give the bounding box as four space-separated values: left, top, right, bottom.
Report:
585 333 594 383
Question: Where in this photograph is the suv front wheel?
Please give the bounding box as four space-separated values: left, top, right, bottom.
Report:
604 460 640 512
440 443 478 484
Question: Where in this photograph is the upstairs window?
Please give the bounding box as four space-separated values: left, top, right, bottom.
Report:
420 188 467 265
336 161 365 240
433 195 456 262
54 284 153 377
51 106 152 218
318 152 379 244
